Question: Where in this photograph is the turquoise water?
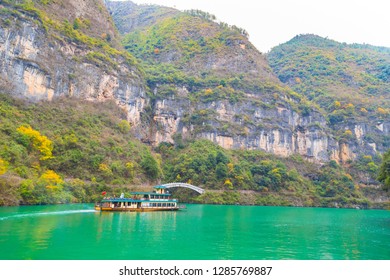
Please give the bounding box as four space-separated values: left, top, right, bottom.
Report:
0 204 389 260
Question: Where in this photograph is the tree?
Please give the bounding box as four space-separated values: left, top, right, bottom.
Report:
204 153 216 169
378 149 390 191
118 120 131 133
0 158 8 175
39 170 64 189
140 153 161 180
216 151 229 164
215 162 228 179
73 18 82 30
17 125 53 160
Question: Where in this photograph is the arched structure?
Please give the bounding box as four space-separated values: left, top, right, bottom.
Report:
158 183 205 194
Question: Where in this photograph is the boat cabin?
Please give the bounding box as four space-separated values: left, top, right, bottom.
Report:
95 185 180 212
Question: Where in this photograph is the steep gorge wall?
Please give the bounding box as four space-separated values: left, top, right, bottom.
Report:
149 86 388 163
152 96 335 162
0 2 147 128
1 2 387 165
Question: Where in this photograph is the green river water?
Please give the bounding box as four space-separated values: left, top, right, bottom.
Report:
0 204 389 260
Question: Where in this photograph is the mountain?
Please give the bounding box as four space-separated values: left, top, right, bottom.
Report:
0 1 389 208
268 34 390 103
268 34 390 154
105 0 180 35
106 1 339 163
0 0 146 126
0 93 162 205
1 93 386 208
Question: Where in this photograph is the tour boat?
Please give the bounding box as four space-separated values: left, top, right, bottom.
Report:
94 185 182 212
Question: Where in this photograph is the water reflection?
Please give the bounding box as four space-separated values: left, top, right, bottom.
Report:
0 205 95 259
0 204 389 260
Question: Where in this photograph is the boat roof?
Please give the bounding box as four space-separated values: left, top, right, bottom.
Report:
101 198 177 203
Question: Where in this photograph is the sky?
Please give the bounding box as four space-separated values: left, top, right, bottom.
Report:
127 0 390 53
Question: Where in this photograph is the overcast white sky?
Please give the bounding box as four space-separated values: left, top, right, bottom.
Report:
127 0 390 53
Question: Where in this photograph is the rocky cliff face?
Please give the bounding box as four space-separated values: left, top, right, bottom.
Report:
0 0 147 128
1 1 388 165
267 34 390 159
108 2 389 163
153 89 390 163
105 0 179 35
149 85 366 163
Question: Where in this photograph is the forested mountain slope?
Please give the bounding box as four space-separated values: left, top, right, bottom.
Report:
0 1 389 208
107 1 344 163
268 34 389 154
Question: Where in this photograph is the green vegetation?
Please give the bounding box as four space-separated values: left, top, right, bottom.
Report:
0 3 388 209
122 13 247 70
158 139 384 208
4 0 139 72
0 94 161 205
116 5 320 132
378 149 390 191
121 12 244 86
0 93 388 208
118 10 315 125
268 34 390 123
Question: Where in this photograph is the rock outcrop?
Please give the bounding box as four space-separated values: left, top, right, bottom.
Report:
147 85 365 163
0 0 147 128
1 1 388 165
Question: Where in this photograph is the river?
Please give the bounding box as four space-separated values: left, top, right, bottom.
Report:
0 204 389 260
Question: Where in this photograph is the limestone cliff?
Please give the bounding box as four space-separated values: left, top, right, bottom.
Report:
107 1 389 163
1 1 388 165
148 87 348 162
268 34 390 160
0 0 147 128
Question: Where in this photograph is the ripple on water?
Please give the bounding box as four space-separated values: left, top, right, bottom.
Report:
0 209 95 221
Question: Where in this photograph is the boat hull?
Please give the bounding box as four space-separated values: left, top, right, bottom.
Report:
94 206 179 212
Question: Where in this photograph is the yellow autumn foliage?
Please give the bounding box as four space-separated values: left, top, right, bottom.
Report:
344 129 353 136
40 170 64 185
39 170 64 192
125 162 134 170
204 88 213 95
17 125 53 160
345 173 353 181
118 120 131 133
363 155 372 161
98 163 112 175
0 158 8 175
224 179 233 189
227 162 234 173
